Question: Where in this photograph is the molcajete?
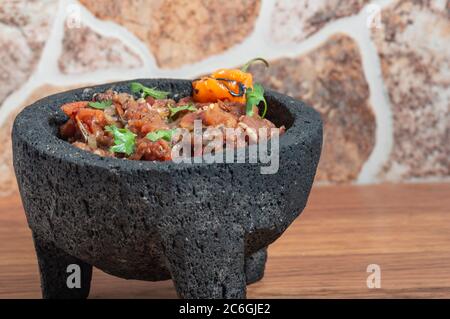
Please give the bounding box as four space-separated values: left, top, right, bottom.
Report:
12 79 322 299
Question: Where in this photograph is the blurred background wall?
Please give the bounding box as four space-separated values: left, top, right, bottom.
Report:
0 0 448 197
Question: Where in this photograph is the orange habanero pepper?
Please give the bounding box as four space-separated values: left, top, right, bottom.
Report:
192 58 268 104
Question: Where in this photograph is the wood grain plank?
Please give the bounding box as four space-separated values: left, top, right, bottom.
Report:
1 183 449 298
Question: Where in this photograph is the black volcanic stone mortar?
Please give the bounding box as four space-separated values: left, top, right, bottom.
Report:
12 79 322 299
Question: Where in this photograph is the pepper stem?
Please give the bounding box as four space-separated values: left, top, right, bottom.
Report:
241 57 269 72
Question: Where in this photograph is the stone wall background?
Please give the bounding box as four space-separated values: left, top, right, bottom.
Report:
0 0 448 196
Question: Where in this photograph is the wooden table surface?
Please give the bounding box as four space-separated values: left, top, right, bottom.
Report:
1 183 450 299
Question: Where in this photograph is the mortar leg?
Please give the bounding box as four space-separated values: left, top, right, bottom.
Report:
161 223 246 299
33 233 92 299
245 247 267 285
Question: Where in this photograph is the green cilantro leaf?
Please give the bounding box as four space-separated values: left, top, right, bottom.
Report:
246 83 268 118
146 129 176 142
130 82 170 99
105 125 136 156
168 104 197 118
88 100 112 110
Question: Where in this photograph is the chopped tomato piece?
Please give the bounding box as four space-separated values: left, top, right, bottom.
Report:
61 101 89 117
59 118 77 139
202 104 238 128
128 111 169 135
130 138 172 161
76 108 107 134
178 112 201 131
